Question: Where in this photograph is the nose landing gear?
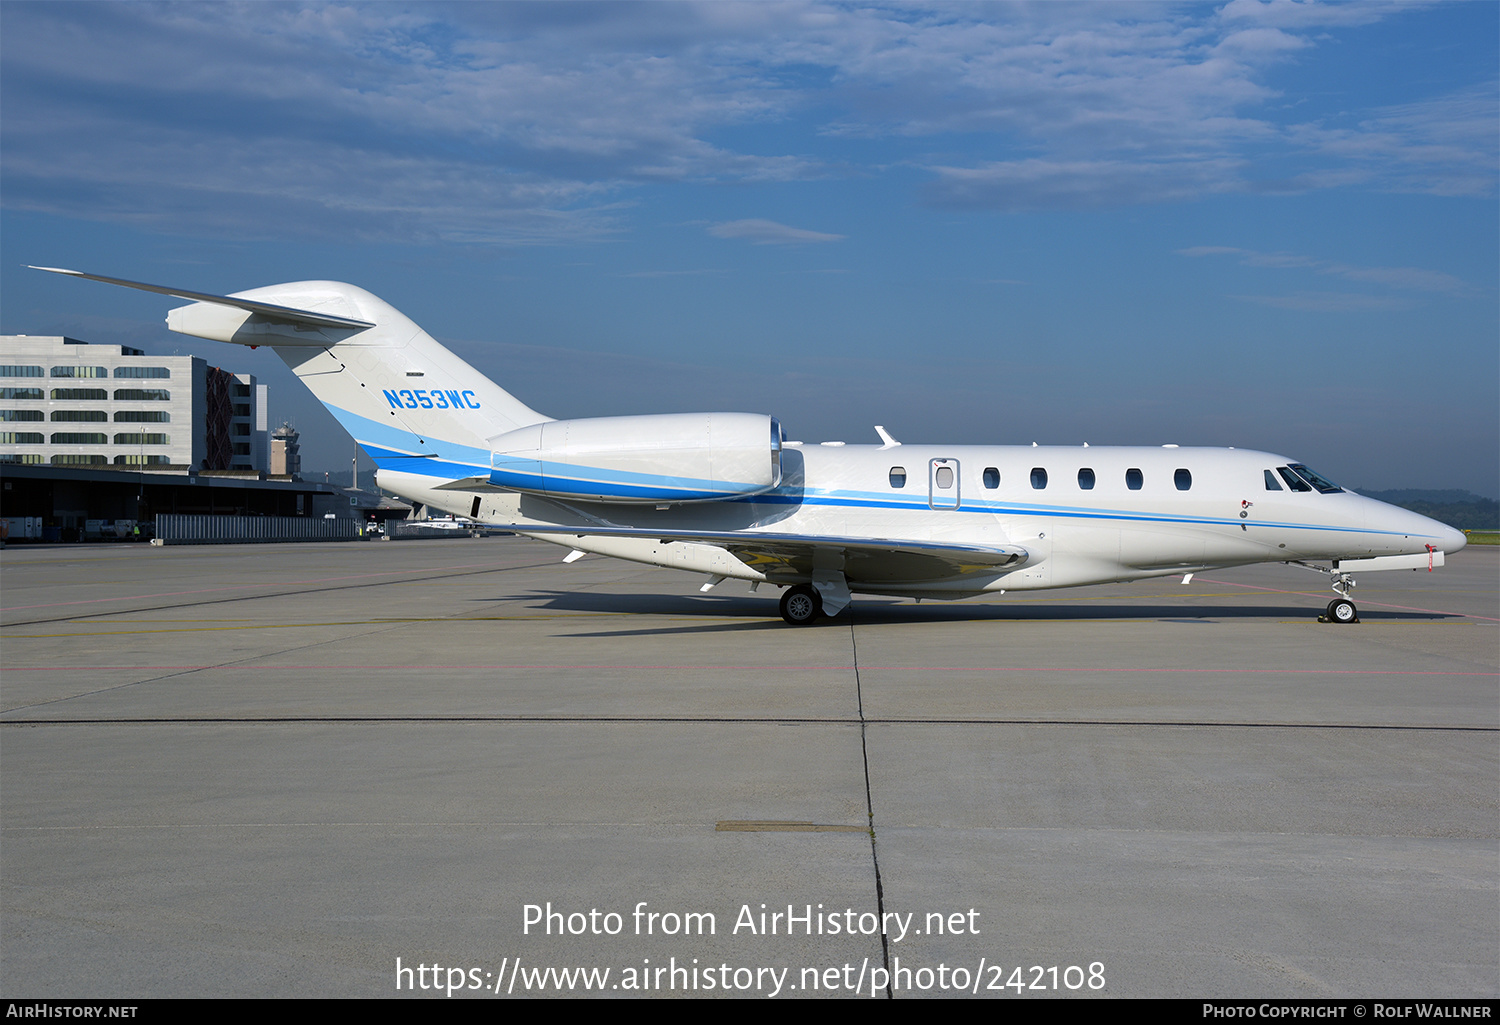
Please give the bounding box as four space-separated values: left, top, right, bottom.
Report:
1323 596 1359 624
1293 561 1361 624
1318 568 1359 624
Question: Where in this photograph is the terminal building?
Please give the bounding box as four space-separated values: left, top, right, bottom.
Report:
0 335 420 543
1 335 267 471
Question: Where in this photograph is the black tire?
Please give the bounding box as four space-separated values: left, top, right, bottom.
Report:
1327 598 1358 624
780 585 823 625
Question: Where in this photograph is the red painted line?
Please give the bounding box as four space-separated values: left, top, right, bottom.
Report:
1196 577 1500 622
2 665 1492 676
0 560 537 612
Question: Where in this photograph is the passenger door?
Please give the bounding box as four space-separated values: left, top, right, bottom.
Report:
929 458 960 510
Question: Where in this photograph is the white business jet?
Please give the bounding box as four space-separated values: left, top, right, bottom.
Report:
33 268 1466 625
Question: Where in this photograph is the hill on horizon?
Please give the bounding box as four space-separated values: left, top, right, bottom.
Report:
1353 490 1498 531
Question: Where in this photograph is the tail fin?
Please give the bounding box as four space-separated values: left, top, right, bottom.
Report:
30 268 548 479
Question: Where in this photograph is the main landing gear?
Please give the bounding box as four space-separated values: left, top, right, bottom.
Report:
779 584 823 625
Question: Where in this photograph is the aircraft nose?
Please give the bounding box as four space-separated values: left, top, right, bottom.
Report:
1405 509 1466 554
1365 498 1467 554
1439 522 1467 554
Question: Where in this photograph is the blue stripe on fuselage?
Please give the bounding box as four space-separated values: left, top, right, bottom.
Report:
327 401 1433 541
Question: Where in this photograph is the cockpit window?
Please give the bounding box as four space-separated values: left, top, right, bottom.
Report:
1264 469 1283 491
1276 466 1312 492
1288 463 1343 494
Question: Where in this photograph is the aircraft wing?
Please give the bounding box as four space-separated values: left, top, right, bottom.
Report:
510 523 1028 578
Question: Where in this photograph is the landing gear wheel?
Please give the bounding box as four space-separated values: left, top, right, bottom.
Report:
1325 597 1359 624
779 585 823 625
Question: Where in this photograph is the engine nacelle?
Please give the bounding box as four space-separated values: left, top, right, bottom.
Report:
488 413 784 504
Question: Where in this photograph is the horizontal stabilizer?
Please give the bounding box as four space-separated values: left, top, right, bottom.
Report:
28 266 376 330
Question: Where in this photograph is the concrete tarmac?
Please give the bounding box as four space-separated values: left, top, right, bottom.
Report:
2 537 1495 998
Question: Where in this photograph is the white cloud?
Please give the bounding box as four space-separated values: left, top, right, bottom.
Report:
1285 83 1499 197
1231 292 1420 312
618 269 725 278
926 158 1244 211
1181 246 1474 296
707 219 843 244
0 1 1490 238
1217 0 1420 30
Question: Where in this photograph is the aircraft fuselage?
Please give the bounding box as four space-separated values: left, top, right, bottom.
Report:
382 442 1461 599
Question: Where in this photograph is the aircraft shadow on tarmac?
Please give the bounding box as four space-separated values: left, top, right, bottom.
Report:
470 590 1457 636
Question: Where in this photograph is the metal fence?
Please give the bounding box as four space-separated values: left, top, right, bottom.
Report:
153 514 362 544
386 521 480 539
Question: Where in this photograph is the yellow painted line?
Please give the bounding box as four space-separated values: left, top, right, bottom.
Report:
993 590 1293 603
3 613 666 638
6 625 369 638
62 619 260 624
10 612 1477 639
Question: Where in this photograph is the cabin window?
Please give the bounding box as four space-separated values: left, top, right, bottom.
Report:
983 467 1000 489
1276 466 1311 492
1174 468 1192 491
1030 467 1048 489
1078 468 1095 490
935 466 954 489
1126 468 1143 490
889 467 906 488
1264 470 1283 491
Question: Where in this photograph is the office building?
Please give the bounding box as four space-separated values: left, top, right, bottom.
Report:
1 336 266 471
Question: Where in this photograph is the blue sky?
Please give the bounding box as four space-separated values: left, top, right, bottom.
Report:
2 1 1495 494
